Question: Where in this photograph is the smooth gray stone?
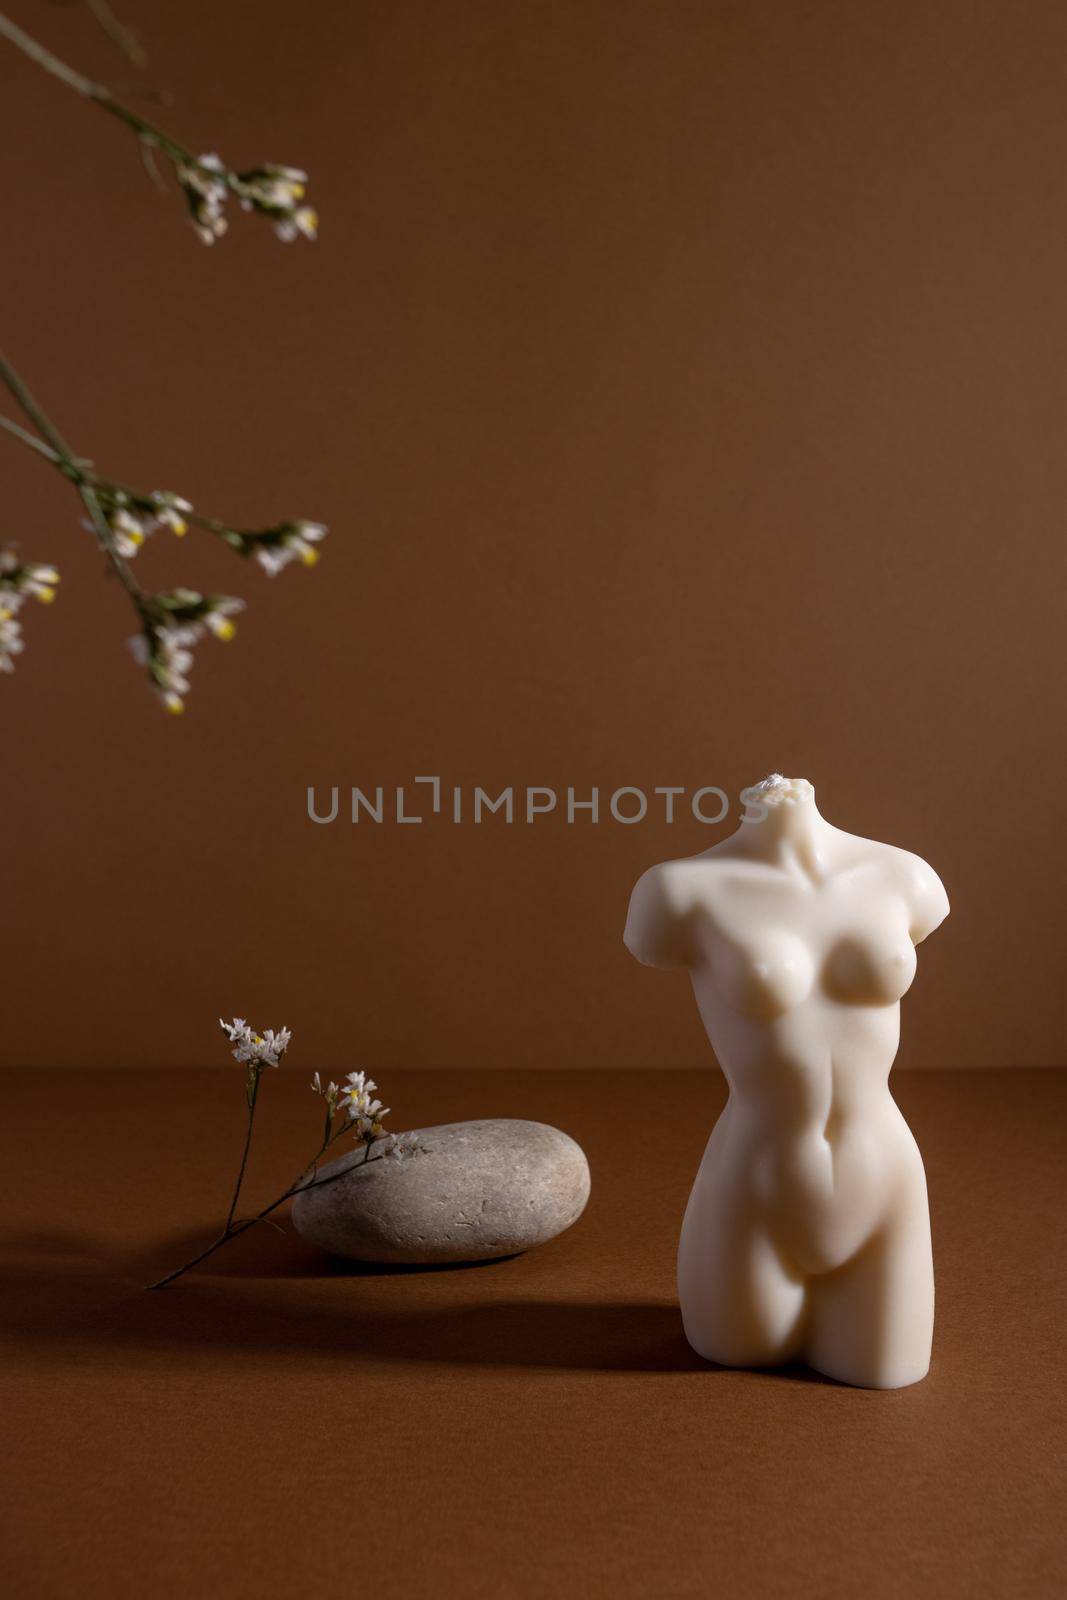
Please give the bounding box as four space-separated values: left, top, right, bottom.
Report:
291 1118 591 1264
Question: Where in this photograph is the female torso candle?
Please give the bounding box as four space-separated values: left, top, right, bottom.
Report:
624 775 949 1389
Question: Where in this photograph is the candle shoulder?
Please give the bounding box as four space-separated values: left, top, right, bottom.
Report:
622 845 749 968
623 859 700 969
875 844 950 945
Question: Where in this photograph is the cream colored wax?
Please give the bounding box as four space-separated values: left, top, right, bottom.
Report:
624 775 949 1389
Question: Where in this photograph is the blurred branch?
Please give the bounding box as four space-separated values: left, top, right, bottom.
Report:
0 11 318 242
0 12 329 708
0 353 327 709
47 0 146 65
0 351 148 610
83 0 146 67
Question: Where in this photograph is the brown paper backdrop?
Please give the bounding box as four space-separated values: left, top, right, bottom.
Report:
2 0 1064 1071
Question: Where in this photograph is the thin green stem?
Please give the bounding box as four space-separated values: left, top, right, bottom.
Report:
93 91 194 166
83 0 147 68
0 396 233 548
145 1226 241 1291
79 481 146 606
0 11 195 165
0 370 246 600
224 1070 261 1232
146 1121 381 1290
0 413 62 463
0 351 148 611
0 12 94 95
0 350 77 459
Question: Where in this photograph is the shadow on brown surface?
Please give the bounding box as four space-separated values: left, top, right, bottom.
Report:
2 1218 839 1381
2 1224 732 1375
4 1279 708 1376
140 1222 520 1278
3 1287 843 1394
3 1216 526 1281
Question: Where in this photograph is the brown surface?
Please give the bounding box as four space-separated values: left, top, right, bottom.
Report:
3 1066 1064 1599
1 1 1066 1072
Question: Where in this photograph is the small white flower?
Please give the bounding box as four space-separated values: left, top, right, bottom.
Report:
13 563 60 602
256 547 291 577
130 593 245 711
351 1112 388 1143
274 206 318 243
342 1069 377 1096
338 1070 389 1140
203 596 244 642
230 163 317 241
312 1071 342 1118
258 171 308 208
1 548 60 671
338 1070 377 1110
0 597 25 673
252 519 327 576
194 212 228 247
176 155 318 245
149 491 193 537
180 159 230 244
261 1027 292 1060
129 620 201 711
384 1131 421 1162
110 507 151 559
219 1016 291 1068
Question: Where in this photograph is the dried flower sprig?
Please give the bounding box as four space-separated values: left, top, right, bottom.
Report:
129 591 245 713
84 480 327 578
337 1069 390 1139
0 352 327 712
180 153 317 246
0 546 60 673
221 1016 292 1076
147 1020 419 1290
89 486 193 559
217 520 328 576
0 13 318 245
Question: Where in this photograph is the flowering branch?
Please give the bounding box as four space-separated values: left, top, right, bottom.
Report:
0 352 327 710
0 11 317 243
146 1023 421 1290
